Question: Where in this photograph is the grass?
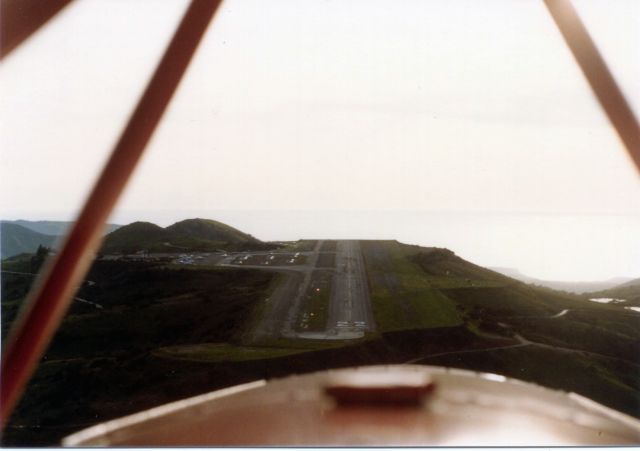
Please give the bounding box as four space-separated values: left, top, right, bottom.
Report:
240 272 287 342
1 260 277 446
153 343 308 362
369 287 462 332
361 241 462 332
1 255 47 338
442 281 640 359
253 336 358 351
590 281 640 304
290 240 318 252
409 288 463 327
442 282 622 319
505 315 640 363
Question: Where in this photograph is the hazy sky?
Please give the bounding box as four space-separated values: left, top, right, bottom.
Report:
1 0 638 280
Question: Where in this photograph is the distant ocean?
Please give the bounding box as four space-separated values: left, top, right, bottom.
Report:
105 209 639 283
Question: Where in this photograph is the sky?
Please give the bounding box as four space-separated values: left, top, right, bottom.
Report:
1 0 639 281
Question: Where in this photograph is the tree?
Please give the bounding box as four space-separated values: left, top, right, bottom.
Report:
30 245 51 273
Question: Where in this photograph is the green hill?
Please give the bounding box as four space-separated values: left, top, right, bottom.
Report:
489 267 633 294
361 241 591 332
166 218 259 244
101 222 172 254
588 277 640 305
618 277 640 288
101 218 269 254
1 223 57 258
411 247 513 284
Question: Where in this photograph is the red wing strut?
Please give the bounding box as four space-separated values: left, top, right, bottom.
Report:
0 0 224 426
0 0 75 60
544 0 640 173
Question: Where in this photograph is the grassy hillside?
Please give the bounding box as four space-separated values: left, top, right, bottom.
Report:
100 222 172 254
0 222 57 258
490 267 633 293
359 240 621 333
361 241 464 332
166 218 258 244
360 240 527 333
371 241 637 349
101 218 275 254
411 247 514 286
617 277 640 288
1 260 276 446
360 240 639 421
588 278 640 305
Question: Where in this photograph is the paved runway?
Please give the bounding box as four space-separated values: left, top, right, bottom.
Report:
325 240 375 339
218 240 375 341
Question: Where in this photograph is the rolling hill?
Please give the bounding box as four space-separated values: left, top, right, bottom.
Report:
100 222 173 254
0 222 57 258
612 277 640 289
166 218 259 244
587 277 640 305
490 267 632 293
101 218 270 254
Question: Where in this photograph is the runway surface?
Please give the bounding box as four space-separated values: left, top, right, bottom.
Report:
218 240 375 340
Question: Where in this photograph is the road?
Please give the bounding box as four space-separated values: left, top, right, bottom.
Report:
217 240 375 341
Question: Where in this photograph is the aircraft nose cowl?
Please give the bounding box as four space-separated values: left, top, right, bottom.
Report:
325 369 435 407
